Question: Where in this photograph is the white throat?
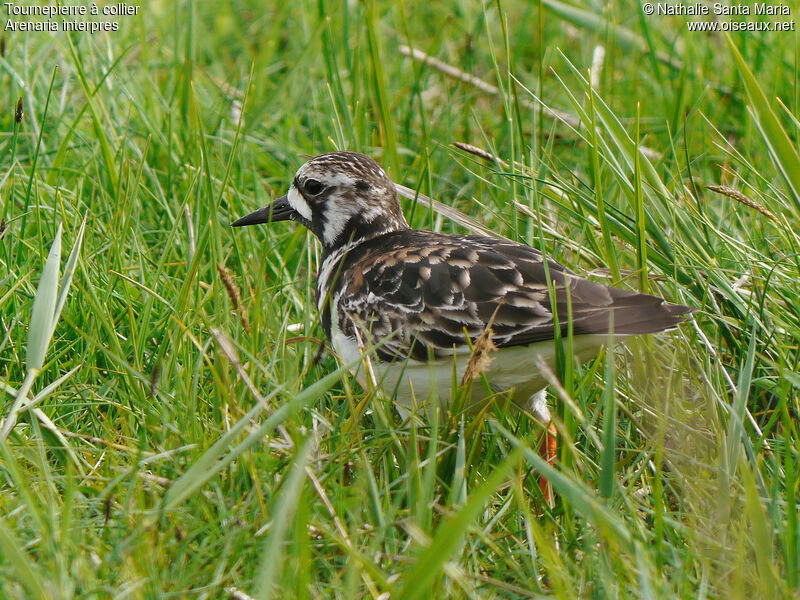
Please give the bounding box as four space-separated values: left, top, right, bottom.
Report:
321 203 352 246
316 240 361 312
287 185 312 220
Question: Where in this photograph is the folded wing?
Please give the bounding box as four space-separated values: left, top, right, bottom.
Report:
332 232 693 362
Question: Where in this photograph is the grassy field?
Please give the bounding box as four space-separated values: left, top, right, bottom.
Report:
1 0 799 598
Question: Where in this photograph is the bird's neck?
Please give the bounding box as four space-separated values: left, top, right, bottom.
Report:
320 215 410 261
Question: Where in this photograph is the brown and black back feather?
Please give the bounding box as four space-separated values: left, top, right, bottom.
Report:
322 230 694 362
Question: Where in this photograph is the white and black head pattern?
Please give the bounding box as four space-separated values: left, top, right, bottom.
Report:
283 152 409 252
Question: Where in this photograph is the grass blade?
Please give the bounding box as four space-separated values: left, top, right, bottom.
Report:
726 326 757 472
15 67 58 265
65 35 119 192
541 0 680 69
51 217 86 332
162 362 351 512
725 34 800 217
599 348 616 500
27 365 82 411
1 222 85 439
396 443 526 600
26 224 61 371
742 465 781 598
783 408 798 589
254 438 314 600
0 517 49 600
364 0 398 171
495 422 632 547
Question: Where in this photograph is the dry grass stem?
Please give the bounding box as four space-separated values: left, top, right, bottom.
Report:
184 205 196 259
394 183 500 239
217 263 251 334
707 185 778 222
461 326 496 387
225 587 256 600
399 44 580 128
452 142 510 168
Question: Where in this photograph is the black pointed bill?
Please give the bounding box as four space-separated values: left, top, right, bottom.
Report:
232 194 295 227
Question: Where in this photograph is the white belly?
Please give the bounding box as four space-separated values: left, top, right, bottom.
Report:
330 316 606 422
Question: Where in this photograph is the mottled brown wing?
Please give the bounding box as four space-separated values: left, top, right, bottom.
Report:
334 232 692 362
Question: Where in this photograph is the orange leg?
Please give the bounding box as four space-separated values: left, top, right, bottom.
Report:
538 422 557 504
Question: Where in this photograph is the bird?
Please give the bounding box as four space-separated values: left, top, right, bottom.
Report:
232 151 693 491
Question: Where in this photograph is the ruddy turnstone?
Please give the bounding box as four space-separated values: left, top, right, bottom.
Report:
233 151 693 428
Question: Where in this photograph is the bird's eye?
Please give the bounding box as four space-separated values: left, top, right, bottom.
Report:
304 179 325 196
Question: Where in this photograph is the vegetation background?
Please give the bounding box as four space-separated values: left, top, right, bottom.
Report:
0 0 798 598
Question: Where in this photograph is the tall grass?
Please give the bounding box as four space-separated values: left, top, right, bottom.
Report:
0 1 798 598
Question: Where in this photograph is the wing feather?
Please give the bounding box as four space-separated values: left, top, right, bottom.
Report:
328 231 692 362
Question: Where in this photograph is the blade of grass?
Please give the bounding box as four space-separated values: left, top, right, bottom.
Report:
46 50 130 187
494 422 632 547
742 464 781 598
25 224 61 371
162 361 352 512
364 0 398 171
65 35 119 192
540 0 680 69
725 34 800 217
15 66 58 265
633 103 649 293
1 219 86 439
599 344 616 500
0 517 49 600
726 325 757 472
783 406 798 589
586 88 621 281
51 217 85 335
0 225 61 440
19 365 82 417
396 443 526 600
254 437 314 600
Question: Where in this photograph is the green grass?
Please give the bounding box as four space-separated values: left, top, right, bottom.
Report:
1 1 799 597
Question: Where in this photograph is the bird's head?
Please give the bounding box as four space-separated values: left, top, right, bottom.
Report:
233 151 409 252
